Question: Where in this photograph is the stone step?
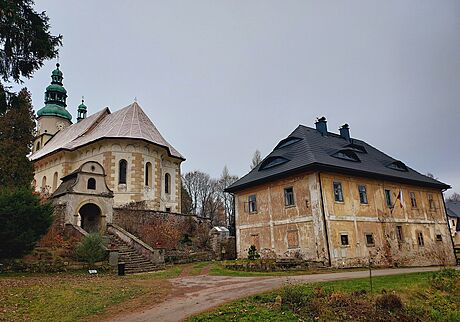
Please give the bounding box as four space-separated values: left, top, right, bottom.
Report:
106 234 160 275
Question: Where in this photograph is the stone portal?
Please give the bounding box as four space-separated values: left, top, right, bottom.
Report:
79 203 102 232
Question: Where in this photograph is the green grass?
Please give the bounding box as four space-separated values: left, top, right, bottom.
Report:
0 269 173 322
188 270 460 322
208 261 364 277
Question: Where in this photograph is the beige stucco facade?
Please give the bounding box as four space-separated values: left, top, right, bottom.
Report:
235 171 456 267
33 138 182 212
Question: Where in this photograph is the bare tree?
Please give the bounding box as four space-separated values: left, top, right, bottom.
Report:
251 150 262 169
182 170 221 224
217 166 239 232
446 192 460 202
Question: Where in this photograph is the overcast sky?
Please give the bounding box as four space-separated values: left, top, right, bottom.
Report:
21 1 460 195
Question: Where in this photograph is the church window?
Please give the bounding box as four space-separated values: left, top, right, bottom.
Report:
165 173 171 194
87 178 96 190
145 162 152 186
119 159 127 184
52 172 58 191
36 142 41 151
41 176 47 189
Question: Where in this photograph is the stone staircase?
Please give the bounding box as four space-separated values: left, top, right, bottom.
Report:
108 234 162 274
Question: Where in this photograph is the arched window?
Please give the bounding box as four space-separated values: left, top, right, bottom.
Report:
145 162 152 186
52 172 58 191
87 178 96 190
41 176 47 189
119 159 127 184
165 173 171 194
36 142 41 151
32 179 36 190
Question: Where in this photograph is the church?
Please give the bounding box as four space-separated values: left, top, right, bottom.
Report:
30 64 184 233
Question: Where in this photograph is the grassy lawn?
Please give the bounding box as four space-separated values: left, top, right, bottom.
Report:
0 266 185 322
188 269 460 322
0 260 363 321
208 260 365 277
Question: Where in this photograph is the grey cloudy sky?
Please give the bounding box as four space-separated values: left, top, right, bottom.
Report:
21 1 460 194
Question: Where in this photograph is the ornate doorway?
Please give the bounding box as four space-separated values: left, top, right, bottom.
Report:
79 203 101 232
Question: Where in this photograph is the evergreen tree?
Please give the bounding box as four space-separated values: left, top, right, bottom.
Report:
0 88 35 188
0 0 62 84
0 187 53 259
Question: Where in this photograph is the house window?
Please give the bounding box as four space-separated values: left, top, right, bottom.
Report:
396 225 403 242
165 173 171 194
340 234 349 246
409 192 417 208
86 178 96 190
417 232 424 246
145 162 152 186
365 233 375 246
333 182 344 202
384 189 392 208
248 195 257 213
287 230 299 248
436 234 442 241
284 187 295 206
87 178 96 190
428 193 435 209
52 172 58 191
358 185 368 204
119 159 127 184
165 207 171 213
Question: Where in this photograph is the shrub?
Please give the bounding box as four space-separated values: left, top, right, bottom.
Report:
75 233 107 268
248 245 260 260
375 293 404 311
0 187 53 260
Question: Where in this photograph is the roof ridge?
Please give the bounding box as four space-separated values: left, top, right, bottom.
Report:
75 108 110 139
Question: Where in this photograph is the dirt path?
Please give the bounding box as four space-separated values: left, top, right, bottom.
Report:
109 266 444 322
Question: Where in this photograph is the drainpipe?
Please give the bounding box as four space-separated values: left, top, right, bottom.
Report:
318 172 332 267
441 189 457 262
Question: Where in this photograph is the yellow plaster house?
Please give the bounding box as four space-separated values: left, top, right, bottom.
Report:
226 118 456 267
30 64 184 232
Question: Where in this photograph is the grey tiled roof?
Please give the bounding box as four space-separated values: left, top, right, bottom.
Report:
446 201 460 219
226 125 449 192
31 102 184 161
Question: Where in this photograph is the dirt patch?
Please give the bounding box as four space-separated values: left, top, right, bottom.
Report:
200 265 210 275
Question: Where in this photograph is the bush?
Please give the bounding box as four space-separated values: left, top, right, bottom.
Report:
75 233 107 268
0 188 53 260
248 245 260 260
375 293 404 311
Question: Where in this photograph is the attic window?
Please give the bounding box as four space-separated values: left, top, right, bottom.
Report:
275 137 302 150
332 149 360 162
346 143 367 153
387 161 408 172
259 157 289 170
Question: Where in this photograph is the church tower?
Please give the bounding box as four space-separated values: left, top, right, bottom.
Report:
34 63 72 153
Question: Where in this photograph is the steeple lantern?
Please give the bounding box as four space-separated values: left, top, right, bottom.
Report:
37 63 72 122
77 98 88 122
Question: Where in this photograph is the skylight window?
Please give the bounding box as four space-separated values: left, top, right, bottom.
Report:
332 149 360 162
345 143 367 153
387 161 408 172
259 157 290 170
275 137 302 150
